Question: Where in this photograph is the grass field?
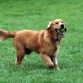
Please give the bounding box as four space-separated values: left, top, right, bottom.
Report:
0 0 83 83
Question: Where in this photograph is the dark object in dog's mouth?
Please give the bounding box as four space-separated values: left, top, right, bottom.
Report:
56 28 67 35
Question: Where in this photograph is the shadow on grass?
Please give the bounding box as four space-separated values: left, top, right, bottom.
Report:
5 62 45 72
4 62 62 75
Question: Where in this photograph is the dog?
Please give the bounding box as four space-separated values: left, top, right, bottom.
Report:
0 19 67 69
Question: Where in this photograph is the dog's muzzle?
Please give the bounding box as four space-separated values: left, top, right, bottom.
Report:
56 24 67 35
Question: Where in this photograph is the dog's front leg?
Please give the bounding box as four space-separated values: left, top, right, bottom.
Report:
40 53 54 69
51 56 60 70
54 57 60 70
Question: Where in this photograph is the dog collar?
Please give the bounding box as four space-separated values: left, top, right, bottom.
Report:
51 38 59 43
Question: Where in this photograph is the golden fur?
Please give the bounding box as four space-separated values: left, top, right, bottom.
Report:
0 19 67 69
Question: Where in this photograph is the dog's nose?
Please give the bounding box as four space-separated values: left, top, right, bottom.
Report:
61 24 64 28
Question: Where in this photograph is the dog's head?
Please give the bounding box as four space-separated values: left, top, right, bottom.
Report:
47 19 67 35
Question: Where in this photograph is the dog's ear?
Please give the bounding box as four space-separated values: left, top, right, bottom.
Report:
46 21 52 31
46 21 55 34
46 27 50 31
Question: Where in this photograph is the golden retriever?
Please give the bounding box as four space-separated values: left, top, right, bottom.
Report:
0 19 67 69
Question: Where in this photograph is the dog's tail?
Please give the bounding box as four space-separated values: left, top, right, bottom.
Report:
0 29 16 41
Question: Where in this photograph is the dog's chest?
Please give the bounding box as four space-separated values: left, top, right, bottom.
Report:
48 44 58 55
40 43 58 55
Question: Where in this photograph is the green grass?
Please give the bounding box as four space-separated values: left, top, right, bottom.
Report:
0 0 83 83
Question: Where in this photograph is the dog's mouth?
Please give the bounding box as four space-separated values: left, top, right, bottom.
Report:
55 27 67 35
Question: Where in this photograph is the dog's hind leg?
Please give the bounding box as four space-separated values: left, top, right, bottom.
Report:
14 41 25 65
13 37 26 65
16 49 25 65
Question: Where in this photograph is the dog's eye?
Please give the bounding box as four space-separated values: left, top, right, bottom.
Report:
55 22 58 24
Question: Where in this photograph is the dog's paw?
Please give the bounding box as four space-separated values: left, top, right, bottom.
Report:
56 67 61 71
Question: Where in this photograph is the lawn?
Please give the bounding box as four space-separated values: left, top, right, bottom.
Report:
0 0 83 83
